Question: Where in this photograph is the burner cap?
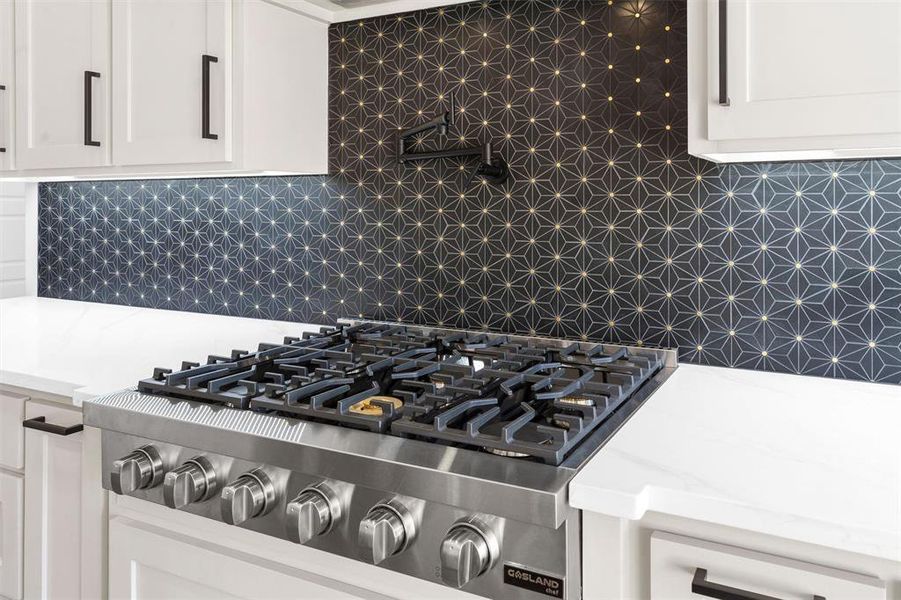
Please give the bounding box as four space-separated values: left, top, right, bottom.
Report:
557 395 594 407
484 447 531 458
348 396 403 416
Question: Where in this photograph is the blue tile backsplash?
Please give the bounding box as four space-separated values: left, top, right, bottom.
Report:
38 1 900 383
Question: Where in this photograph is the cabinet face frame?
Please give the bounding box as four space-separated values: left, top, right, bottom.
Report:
111 0 233 167
0 391 26 470
13 0 111 170
0 470 24 600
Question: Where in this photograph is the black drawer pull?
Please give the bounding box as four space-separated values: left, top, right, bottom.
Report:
692 568 825 600
717 0 730 106
84 70 101 147
1 83 6 152
23 416 84 437
202 54 218 140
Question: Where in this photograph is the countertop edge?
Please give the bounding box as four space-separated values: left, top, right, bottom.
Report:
569 462 901 565
0 369 83 403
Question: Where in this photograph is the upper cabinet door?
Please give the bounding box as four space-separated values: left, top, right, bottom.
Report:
112 0 231 167
707 0 901 142
0 0 14 171
14 0 110 170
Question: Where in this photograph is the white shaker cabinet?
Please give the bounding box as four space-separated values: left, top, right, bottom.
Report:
112 0 231 167
0 471 23 600
22 400 84 600
0 0 13 172
13 0 110 170
108 518 370 600
0 391 27 600
688 0 901 163
0 0 328 179
650 531 886 600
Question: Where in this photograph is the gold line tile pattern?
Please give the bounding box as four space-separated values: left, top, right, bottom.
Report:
39 1 901 383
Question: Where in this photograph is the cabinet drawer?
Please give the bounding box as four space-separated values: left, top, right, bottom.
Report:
0 391 27 470
109 518 371 600
650 531 885 600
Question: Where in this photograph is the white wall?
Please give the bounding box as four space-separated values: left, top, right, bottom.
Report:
0 181 37 298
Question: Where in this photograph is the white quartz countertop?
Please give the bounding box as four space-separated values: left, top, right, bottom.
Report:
570 363 901 563
0 297 321 404
3 298 899 562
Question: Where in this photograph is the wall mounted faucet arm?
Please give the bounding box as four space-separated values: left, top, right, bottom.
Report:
397 143 486 164
397 141 508 186
395 96 509 186
397 94 456 158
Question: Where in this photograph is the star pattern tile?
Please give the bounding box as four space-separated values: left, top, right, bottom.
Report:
38 0 901 384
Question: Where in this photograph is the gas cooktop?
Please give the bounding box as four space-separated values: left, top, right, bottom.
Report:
86 321 676 599
137 321 667 466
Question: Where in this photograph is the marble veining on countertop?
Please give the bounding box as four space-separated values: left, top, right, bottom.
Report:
3 297 899 564
570 363 901 563
0 297 321 404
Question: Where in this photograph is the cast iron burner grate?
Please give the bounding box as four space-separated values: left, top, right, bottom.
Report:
137 323 666 465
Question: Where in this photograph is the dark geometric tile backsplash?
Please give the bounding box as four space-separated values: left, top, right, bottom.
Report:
38 1 901 383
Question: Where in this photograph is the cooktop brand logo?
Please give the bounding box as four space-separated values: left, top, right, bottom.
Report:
503 563 564 598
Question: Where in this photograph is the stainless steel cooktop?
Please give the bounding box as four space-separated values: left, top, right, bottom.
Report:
85 321 676 599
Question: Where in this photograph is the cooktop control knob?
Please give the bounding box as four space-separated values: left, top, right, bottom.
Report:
358 498 417 564
439 517 498 588
110 445 164 495
286 481 343 544
163 456 217 510
220 469 276 526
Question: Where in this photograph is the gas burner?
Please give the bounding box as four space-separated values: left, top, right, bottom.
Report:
136 322 667 465
348 396 403 416
557 396 595 407
484 447 531 458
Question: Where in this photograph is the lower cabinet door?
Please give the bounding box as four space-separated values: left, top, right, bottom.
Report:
23 401 84 600
0 471 24 600
651 531 886 600
109 518 373 600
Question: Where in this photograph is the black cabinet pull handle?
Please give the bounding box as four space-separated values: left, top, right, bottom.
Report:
0 83 6 153
717 0 730 106
23 416 84 437
692 568 825 600
84 70 101 147
202 54 218 140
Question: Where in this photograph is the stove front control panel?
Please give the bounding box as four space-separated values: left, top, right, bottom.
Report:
101 430 580 600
